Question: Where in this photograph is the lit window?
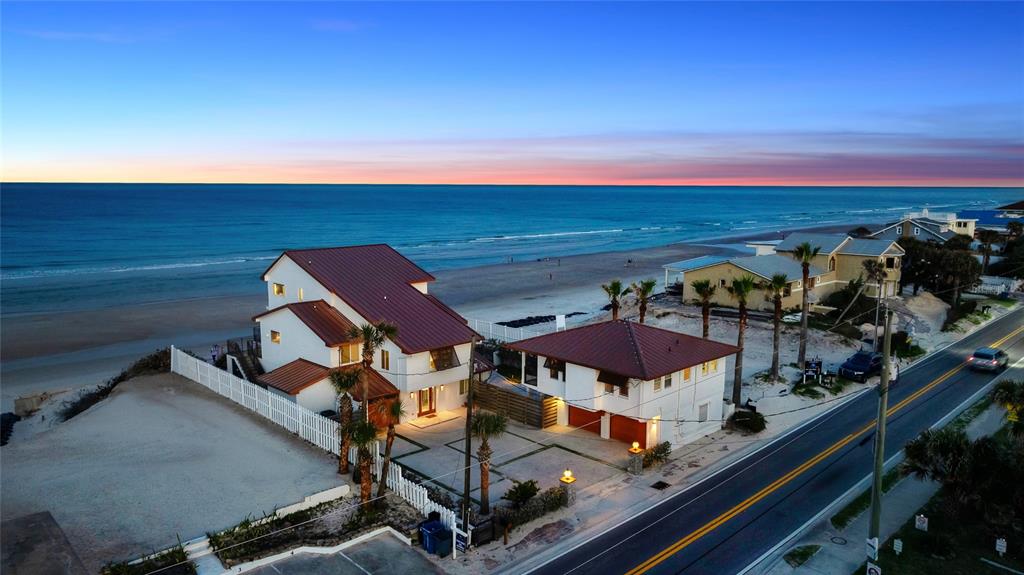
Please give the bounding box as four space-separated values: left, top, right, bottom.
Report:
604 383 616 394
340 343 360 365
270 330 281 344
698 403 709 422
381 349 390 371
298 287 304 301
653 378 662 392
459 379 469 395
664 373 673 389
683 367 691 381
272 283 285 296
710 359 719 372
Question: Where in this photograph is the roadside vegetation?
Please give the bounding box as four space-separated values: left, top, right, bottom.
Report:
101 540 194 575
783 544 821 568
59 347 172 421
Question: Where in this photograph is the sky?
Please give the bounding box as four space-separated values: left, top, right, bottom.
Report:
2 1 1023 186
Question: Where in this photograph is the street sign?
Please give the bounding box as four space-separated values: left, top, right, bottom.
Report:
867 537 879 561
893 538 903 556
915 514 929 532
866 562 882 575
996 538 1007 557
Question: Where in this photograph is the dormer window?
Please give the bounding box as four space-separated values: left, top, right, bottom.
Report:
429 347 459 372
272 283 285 297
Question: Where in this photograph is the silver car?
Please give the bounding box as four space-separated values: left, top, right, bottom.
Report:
967 347 1009 372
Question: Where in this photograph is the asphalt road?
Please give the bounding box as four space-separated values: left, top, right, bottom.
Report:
533 307 1024 575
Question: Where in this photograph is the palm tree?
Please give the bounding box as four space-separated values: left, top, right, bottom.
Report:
862 259 887 351
790 242 821 368
631 279 658 323
726 275 757 406
976 228 1002 273
471 410 508 515
330 368 361 474
374 397 406 498
1006 221 1023 241
602 280 630 321
348 418 379 505
350 321 398 419
764 274 788 381
691 279 716 339
992 379 1024 443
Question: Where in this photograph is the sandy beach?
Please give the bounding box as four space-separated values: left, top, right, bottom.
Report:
0 222 857 410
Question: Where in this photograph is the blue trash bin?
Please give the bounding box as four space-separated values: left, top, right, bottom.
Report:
434 528 453 558
419 521 443 554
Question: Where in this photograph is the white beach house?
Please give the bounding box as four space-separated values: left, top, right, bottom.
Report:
253 244 481 420
508 320 738 449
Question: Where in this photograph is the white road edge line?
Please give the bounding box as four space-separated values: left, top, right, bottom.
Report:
736 344 1024 575
515 307 1020 575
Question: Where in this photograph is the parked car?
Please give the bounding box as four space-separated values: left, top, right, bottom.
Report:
838 350 883 383
967 347 1009 372
782 313 802 324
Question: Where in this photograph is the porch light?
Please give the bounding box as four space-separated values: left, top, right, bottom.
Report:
560 468 576 484
629 441 643 454
409 392 415 399
439 385 445 392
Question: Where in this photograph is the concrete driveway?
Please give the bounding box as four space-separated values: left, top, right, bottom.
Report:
247 532 441 574
1 373 344 572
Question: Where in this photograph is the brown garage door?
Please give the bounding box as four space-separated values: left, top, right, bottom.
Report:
610 414 647 449
568 405 603 435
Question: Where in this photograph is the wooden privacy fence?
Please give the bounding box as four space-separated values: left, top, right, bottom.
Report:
170 347 470 554
472 379 559 428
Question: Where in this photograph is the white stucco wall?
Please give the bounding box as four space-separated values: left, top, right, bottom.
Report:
257 309 334 372
296 380 338 414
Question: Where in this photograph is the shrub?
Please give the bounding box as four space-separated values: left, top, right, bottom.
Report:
494 485 568 528
728 410 767 434
502 479 540 508
102 539 195 575
59 348 171 421
642 442 672 468
942 300 978 331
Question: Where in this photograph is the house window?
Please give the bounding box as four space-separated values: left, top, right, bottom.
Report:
885 257 897 269
698 403 709 422
896 226 903 234
683 367 692 381
807 277 816 289
340 343 360 365
829 257 836 272
664 373 673 389
544 357 566 381
913 227 920 236
783 284 792 297
719 278 727 288
604 383 616 394
619 384 629 398
653 378 662 392
459 379 469 395
381 349 390 371
428 347 457 371
272 283 285 297
298 287 304 301
270 330 281 344
702 359 719 375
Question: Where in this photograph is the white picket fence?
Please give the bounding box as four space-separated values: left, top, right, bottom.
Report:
170 346 470 555
466 318 546 342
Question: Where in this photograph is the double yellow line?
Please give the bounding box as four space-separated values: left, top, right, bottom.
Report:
625 324 1024 575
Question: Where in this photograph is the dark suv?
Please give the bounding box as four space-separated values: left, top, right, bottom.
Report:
839 350 883 383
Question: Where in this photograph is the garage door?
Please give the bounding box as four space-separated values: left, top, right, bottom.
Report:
610 414 647 449
568 405 603 435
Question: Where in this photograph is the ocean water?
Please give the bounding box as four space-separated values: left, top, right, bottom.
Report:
1 183 1019 315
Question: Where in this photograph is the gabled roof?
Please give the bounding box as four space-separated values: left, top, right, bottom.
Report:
263 245 478 354
342 364 400 402
837 238 905 257
253 300 358 346
997 200 1024 211
258 358 331 394
663 255 731 273
729 254 824 280
508 320 738 381
774 233 850 255
869 219 953 242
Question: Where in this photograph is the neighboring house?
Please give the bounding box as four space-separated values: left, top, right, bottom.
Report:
960 201 1024 236
996 200 1024 215
868 209 976 244
508 320 738 449
254 244 481 421
666 233 905 311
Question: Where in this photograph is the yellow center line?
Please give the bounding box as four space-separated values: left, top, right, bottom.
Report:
625 324 1024 575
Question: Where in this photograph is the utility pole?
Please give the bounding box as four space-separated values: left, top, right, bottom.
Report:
868 305 893 544
462 337 477 535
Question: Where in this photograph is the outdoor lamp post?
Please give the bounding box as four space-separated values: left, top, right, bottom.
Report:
560 468 577 505
628 441 644 475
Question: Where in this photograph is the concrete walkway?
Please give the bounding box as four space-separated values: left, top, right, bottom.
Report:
764 404 1007 575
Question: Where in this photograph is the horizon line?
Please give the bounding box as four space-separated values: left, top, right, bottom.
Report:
4 181 1023 189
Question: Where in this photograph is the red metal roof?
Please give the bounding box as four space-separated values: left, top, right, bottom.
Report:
263 245 477 354
253 300 358 346
258 358 331 395
509 320 739 381
343 364 400 403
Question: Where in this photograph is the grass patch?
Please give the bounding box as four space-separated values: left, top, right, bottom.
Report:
792 382 826 399
947 395 993 435
784 544 821 568
851 491 1023 575
102 540 194 575
983 297 1017 309
59 348 172 421
807 314 862 340
830 467 904 530
896 344 927 359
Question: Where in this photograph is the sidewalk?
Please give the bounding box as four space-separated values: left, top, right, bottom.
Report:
763 404 1007 575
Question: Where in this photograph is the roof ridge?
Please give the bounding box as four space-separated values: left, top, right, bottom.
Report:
623 321 650 380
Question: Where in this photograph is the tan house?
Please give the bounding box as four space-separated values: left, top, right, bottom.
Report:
868 209 976 244
666 233 904 311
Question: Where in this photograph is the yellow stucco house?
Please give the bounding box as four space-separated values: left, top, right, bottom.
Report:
665 233 904 312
